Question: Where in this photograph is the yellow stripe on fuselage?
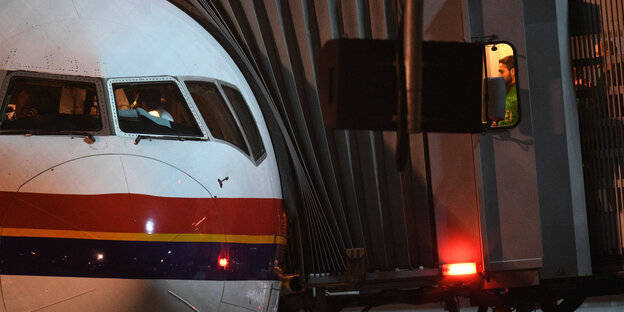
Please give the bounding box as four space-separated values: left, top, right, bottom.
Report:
1 228 287 245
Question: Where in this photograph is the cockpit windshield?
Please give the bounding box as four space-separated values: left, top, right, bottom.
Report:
0 76 102 132
113 81 202 137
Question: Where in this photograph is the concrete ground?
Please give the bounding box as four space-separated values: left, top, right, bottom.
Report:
342 294 624 311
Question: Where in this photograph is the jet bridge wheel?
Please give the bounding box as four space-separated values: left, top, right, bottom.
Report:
539 295 585 312
477 304 534 312
443 298 458 312
477 303 535 312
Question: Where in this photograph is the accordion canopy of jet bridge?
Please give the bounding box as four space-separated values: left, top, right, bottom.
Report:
170 0 440 284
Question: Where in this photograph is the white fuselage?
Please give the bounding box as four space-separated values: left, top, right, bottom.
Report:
0 0 284 311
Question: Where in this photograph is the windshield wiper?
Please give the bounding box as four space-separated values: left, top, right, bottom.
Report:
134 134 204 145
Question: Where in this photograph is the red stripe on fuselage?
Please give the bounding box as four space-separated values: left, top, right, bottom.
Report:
0 192 284 236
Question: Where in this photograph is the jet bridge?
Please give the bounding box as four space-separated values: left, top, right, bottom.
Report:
170 0 624 311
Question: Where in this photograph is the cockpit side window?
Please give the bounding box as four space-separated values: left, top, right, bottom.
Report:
112 82 202 137
185 81 250 155
221 85 265 160
0 76 101 131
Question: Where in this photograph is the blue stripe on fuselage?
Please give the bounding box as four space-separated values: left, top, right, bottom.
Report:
0 236 279 280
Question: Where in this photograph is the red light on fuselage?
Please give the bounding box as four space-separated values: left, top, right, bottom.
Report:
442 262 477 276
219 258 228 268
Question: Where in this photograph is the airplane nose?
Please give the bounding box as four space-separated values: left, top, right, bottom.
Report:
5 153 221 238
117 155 216 200
0 154 226 310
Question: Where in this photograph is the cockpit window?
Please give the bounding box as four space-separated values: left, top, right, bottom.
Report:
185 81 249 155
112 82 202 137
0 76 101 131
221 85 265 160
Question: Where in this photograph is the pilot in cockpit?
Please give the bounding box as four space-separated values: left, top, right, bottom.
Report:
13 85 38 119
137 89 174 122
114 88 132 110
59 86 87 115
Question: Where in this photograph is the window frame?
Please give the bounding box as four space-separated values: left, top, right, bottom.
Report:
218 80 267 164
484 41 521 130
0 71 110 136
106 76 208 140
180 76 266 165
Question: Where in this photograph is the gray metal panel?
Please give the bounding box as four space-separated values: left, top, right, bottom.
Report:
265 2 352 248
468 0 544 273
276 0 356 249
408 133 436 268
369 0 388 39
354 130 388 269
421 0 483 269
521 0 590 278
339 0 364 38
428 133 482 265
346 130 376 265
422 0 464 41
333 130 367 250
382 131 411 268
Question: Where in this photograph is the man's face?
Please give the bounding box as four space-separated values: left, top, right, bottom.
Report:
498 63 515 87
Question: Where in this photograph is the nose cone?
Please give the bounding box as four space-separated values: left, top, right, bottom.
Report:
3 154 222 243
4 154 219 235
11 154 213 198
0 154 226 310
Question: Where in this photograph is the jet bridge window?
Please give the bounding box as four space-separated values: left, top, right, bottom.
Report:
185 81 250 155
222 85 265 160
0 76 101 132
113 82 202 137
485 43 519 128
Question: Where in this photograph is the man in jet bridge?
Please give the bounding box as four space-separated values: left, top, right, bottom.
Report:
497 55 518 127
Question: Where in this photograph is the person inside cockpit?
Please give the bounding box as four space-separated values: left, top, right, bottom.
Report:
114 88 132 110
14 86 38 119
137 89 174 122
59 86 87 115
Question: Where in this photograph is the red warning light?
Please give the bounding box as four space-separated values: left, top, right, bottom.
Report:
442 262 477 276
218 258 229 268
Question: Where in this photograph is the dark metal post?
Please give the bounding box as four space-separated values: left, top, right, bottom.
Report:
405 0 424 133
